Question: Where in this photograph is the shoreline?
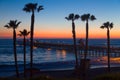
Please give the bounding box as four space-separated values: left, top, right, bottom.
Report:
0 56 120 78
0 61 120 77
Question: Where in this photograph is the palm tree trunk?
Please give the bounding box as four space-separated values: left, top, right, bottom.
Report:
30 11 35 77
107 29 110 72
85 21 88 60
13 29 19 77
23 36 26 77
72 21 78 69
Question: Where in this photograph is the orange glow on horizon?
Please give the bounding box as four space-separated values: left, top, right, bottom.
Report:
0 30 120 39
34 31 72 38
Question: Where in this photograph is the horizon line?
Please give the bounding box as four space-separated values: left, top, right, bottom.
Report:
0 37 120 39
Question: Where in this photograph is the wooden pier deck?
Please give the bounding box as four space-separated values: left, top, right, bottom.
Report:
34 41 120 57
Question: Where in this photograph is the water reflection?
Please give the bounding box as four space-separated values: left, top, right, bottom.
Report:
56 50 61 60
45 49 51 61
61 50 67 59
91 56 120 64
56 49 67 60
110 57 120 63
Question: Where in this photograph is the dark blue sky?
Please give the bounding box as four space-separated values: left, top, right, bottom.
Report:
0 0 120 38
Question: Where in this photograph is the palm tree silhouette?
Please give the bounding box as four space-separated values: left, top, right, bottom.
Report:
18 29 30 78
65 13 80 69
4 20 21 77
81 13 96 60
23 3 43 77
100 22 113 72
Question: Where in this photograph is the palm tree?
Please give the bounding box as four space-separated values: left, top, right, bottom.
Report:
81 13 96 60
23 3 43 77
18 29 30 77
4 20 21 77
100 22 113 72
65 13 80 69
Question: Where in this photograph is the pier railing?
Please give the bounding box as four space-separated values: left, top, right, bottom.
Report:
34 42 120 57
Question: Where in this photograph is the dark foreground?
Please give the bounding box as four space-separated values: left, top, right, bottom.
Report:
0 67 119 80
39 67 120 80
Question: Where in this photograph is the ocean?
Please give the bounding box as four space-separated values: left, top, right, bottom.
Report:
0 38 120 75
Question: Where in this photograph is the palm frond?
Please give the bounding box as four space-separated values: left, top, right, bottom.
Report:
16 21 21 28
4 25 11 28
86 13 90 18
14 20 18 24
18 34 22 37
74 14 80 20
100 26 105 29
23 3 37 12
23 7 31 12
19 31 22 33
69 13 74 20
66 13 80 21
18 29 30 36
110 22 113 29
8 20 15 27
81 14 86 21
4 20 21 29
100 21 114 29
91 15 96 21
34 3 38 11
37 5 44 12
65 17 70 20
27 31 30 35
103 22 109 28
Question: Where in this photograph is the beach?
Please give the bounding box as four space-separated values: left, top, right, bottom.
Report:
0 56 120 79
39 67 120 80
1 66 120 80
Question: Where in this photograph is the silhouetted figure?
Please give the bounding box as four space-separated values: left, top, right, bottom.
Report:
100 22 113 72
4 20 21 77
18 29 30 78
65 13 80 69
23 3 43 77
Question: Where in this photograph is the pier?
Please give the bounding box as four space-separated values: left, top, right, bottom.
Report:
34 41 120 57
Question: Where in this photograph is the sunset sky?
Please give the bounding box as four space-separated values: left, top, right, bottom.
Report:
0 0 120 39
